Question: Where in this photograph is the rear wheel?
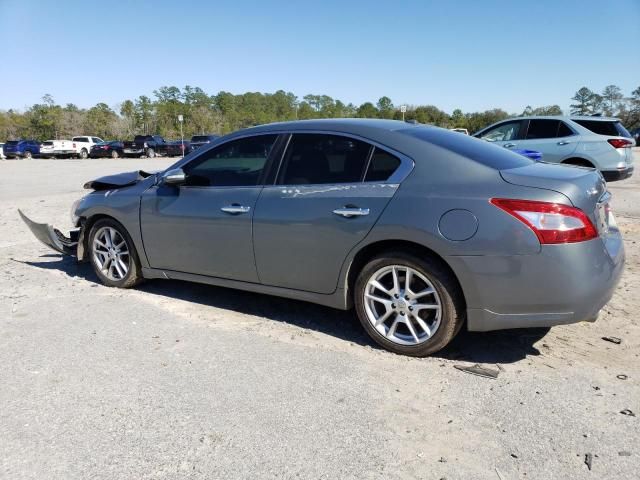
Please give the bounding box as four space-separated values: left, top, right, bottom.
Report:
80 148 88 159
562 158 595 168
146 148 155 158
355 252 464 357
111 150 119 159
88 218 143 288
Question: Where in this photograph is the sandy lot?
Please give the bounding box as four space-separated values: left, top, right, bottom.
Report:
1 152 638 479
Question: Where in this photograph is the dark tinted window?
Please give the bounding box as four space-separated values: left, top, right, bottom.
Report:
6 141 19 146
184 134 276 187
365 148 401 182
92 137 102 143
574 120 632 138
478 121 522 142
42 141 53 146
278 134 371 185
74 137 89 142
557 122 574 137
526 120 560 139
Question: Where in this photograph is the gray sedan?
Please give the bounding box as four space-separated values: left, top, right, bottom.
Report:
20 119 625 356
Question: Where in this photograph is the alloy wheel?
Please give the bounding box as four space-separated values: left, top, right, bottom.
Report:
364 265 441 345
92 226 130 281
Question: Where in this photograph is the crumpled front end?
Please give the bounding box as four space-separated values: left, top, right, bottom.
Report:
18 209 84 257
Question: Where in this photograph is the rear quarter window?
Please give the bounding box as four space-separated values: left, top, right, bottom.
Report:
573 120 632 138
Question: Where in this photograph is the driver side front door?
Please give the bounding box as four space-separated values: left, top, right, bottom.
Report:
139 134 279 282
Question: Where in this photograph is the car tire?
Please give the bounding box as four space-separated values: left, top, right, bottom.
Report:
147 148 155 158
111 150 119 159
80 148 88 159
88 218 143 288
24 150 32 159
354 251 464 357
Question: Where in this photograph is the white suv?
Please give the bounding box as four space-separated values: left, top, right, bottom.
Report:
474 116 634 181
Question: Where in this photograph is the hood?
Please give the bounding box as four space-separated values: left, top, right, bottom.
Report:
83 170 156 191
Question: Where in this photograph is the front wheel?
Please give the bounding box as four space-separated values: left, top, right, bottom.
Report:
111 150 119 159
88 218 143 288
146 148 155 158
354 252 464 357
24 150 32 159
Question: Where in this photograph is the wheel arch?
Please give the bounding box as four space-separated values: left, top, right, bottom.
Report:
344 239 467 310
562 157 596 168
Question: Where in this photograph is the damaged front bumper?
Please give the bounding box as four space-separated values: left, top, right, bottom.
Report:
18 209 85 258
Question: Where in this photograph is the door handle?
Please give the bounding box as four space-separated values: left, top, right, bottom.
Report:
503 143 516 148
557 141 572 145
332 207 370 218
221 204 251 214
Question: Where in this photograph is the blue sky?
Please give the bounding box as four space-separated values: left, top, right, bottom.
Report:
1 0 639 114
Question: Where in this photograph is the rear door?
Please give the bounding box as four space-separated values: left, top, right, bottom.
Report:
253 133 407 294
517 119 578 163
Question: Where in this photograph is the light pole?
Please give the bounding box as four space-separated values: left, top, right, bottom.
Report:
178 114 184 158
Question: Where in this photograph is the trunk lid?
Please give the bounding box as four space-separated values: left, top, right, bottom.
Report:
500 162 607 223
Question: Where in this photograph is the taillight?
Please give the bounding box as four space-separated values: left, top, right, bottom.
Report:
608 138 633 149
72 143 76 148
490 198 597 244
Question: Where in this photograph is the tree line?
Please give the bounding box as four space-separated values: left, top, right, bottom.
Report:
1 85 639 142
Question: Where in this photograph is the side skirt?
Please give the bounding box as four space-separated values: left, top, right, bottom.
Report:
141 267 350 310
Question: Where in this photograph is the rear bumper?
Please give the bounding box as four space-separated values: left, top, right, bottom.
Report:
123 148 144 156
602 165 634 182
448 234 625 332
40 150 75 157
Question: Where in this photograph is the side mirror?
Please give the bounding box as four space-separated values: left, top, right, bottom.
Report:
162 168 186 185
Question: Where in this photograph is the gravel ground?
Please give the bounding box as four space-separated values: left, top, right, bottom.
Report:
1 152 639 479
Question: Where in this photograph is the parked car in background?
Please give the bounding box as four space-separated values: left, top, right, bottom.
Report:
190 134 219 150
450 128 469 135
123 135 168 158
20 119 624 357
90 141 125 159
0 143 5 159
40 139 77 158
165 140 192 157
474 116 634 181
3 140 40 159
630 128 640 146
72 136 104 159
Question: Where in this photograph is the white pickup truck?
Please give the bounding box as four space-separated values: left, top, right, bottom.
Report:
71 136 104 159
39 136 104 159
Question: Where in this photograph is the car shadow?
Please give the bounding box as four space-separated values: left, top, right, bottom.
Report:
18 254 550 364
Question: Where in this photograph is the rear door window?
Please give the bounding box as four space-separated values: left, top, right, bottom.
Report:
278 134 372 185
573 120 632 138
557 122 574 137
364 148 401 182
525 120 560 139
184 134 277 187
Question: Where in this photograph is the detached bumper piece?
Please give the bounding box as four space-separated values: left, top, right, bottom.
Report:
18 209 80 256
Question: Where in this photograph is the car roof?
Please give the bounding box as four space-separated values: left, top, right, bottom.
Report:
234 118 428 137
514 115 621 122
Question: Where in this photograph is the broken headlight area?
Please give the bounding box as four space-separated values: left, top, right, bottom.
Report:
18 209 82 257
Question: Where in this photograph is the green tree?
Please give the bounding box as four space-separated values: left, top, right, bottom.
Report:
376 96 394 119
86 103 118 139
570 87 596 115
356 102 378 118
601 85 623 116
